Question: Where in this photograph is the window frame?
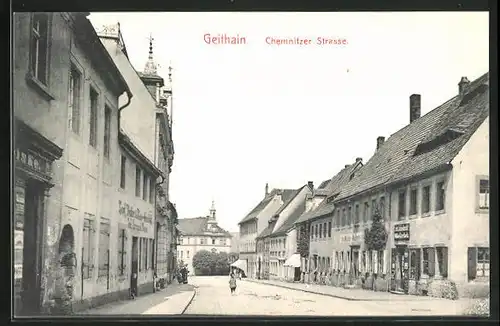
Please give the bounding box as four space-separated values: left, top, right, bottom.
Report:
476 175 489 213
88 86 100 148
409 187 418 217
29 13 51 86
68 62 83 135
103 105 112 159
97 219 111 278
135 165 142 197
421 184 431 216
142 174 148 201
435 179 446 212
120 155 127 189
397 189 407 220
118 229 127 276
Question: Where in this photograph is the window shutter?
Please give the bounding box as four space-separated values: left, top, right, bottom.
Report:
467 247 477 280
428 247 435 276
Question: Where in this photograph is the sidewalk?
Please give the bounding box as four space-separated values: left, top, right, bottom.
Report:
242 278 442 302
78 283 196 315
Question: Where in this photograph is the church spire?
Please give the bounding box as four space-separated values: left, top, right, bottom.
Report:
209 200 216 220
143 33 158 75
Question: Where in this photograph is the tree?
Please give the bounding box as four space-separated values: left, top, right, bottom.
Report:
215 252 230 275
192 250 215 275
364 208 387 252
297 224 310 258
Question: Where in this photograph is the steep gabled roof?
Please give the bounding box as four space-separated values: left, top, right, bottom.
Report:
177 217 231 237
295 161 363 224
336 72 489 202
238 188 286 225
270 202 307 237
272 187 304 217
390 73 489 184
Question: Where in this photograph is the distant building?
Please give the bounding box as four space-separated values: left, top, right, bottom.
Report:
176 202 232 274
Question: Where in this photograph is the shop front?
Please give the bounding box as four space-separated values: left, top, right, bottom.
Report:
390 223 410 294
14 120 63 316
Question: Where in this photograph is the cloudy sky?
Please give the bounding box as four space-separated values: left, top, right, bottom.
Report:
89 12 488 232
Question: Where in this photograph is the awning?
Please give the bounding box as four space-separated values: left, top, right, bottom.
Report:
283 253 301 267
230 259 247 274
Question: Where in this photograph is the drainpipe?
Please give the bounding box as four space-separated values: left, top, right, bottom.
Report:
118 91 133 132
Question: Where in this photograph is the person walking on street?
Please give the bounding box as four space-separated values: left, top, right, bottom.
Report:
229 273 237 295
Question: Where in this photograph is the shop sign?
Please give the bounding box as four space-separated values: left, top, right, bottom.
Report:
394 223 410 241
340 232 363 244
118 200 153 233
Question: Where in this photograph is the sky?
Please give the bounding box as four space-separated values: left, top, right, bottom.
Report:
89 12 489 233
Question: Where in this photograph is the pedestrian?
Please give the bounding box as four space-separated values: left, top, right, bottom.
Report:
229 273 237 295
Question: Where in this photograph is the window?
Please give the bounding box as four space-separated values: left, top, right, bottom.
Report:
144 238 149 270
409 188 417 215
377 250 384 274
422 247 435 277
436 181 445 211
143 175 148 201
348 206 352 226
342 208 346 227
363 203 369 223
315 224 319 238
98 220 110 277
468 247 489 280
120 156 126 189
323 222 327 238
89 88 98 147
30 13 49 84
187 250 190 258
69 66 81 134
371 199 377 220
118 229 127 275
310 225 314 239
135 166 141 197
150 239 155 270
319 224 322 238
82 218 95 279
149 177 155 203
104 106 111 158
379 196 385 219
422 185 430 214
478 178 489 209
335 209 340 228
138 238 142 271
354 204 360 225
212 238 216 245
436 247 448 278
398 190 406 220
328 221 332 237
180 251 183 259
200 238 205 245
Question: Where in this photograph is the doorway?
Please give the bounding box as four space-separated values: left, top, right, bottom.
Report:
130 237 139 298
16 179 44 316
391 246 409 293
351 247 360 279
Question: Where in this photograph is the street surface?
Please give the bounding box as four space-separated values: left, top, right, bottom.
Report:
184 276 473 316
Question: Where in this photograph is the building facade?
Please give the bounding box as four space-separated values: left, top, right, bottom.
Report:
97 26 177 287
238 185 286 278
176 202 233 274
331 74 489 297
13 12 134 315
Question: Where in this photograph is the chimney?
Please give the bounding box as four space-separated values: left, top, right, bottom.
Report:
458 77 470 96
265 183 269 196
307 181 314 191
344 164 350 168
355 157 362 163
376 136 385 150
410 94 421 123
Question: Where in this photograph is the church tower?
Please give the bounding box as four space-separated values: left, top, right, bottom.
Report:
138 34 164 103
208 200 216 221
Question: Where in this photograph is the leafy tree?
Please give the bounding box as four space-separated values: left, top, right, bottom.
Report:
192 250 215 275
215 252 230 275
364 208 387 251
297 223 310 258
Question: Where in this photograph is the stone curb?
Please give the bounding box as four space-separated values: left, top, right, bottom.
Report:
241 279 429 302
181 287 197 314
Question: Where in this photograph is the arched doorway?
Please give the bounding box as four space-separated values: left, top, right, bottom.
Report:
54 224 76 314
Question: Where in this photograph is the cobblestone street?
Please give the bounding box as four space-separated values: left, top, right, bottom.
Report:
184 276 475 316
